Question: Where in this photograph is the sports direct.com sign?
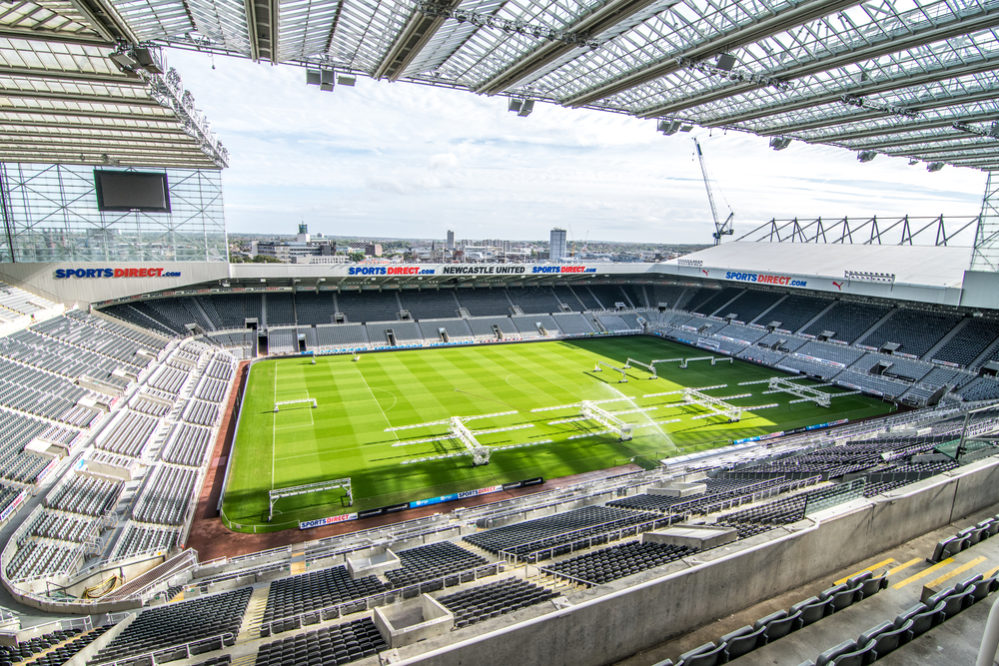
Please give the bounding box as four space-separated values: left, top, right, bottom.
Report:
54 267 182 279
724 271 807 288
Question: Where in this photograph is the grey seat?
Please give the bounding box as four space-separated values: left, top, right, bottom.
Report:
721 624 766 659
966 575 999 603
677 642 727 666
830 584 863 612
930 535 968 563
831 638 877 666
908 601 945 636
867 619 912 656
793 597 832 626
762 609 802 640
815 639 857 666
819 583 847 600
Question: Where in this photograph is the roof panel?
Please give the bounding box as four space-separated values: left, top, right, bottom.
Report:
3 0 998 170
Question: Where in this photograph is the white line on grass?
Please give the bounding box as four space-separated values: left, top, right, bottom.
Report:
271 362 278 490
356 368 398 434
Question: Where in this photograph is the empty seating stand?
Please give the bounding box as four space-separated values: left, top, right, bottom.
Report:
383 542 489 590
255 617 387 666
437 578 558 628
0 627 90 665
261 565 385 635
89 587 251 665
463 505 658 561
544 540 695 586
800 572 998 666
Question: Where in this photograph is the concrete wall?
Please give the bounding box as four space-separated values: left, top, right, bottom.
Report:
960 270 999 310
395 456 999 666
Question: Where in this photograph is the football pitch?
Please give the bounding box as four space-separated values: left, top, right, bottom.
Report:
222 337 895 532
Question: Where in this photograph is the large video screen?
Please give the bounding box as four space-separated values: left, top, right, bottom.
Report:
94 170 171 213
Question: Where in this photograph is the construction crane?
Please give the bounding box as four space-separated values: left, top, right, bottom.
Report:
693 138 734 245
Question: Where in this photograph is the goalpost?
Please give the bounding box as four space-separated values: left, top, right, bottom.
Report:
268 478 352 521
274 398 317 412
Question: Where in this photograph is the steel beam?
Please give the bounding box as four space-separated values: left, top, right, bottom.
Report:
704 57 999 128
563 0 861 108
375 0 463 81
638 7 999 118
476 0 660 95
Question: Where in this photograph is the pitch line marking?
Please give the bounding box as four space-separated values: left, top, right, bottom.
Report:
271 362 278 490
923 556 987 589
892 558 954 590
354 363 399 443
886 558 922 577
835 558 895 585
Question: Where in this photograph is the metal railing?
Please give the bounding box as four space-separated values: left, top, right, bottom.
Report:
98 631 236 666
257 561 503 637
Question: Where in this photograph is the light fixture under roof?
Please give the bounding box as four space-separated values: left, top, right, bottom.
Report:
769 137 792 151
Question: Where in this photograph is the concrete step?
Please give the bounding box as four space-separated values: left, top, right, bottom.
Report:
237 584 270 643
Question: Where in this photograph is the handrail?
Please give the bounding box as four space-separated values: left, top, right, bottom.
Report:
256 561 503 637
100 631 235 666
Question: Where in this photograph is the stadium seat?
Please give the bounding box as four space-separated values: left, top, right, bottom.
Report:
757 609 803 640
676 641 727 666
830 638 877 665
791 597 831 626
814 639 858 666
720 624 767 658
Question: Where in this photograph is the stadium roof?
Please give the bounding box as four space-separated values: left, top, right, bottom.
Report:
671 240 973 288
0 8 227 169
3 0 997 171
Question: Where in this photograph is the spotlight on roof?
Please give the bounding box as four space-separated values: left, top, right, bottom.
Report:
131 47 163 74
306 69 335 91
657 119 681 136
908 159 919 165
508 99 533 117
109 51 140 72
769 137 792 151
857 151 877 163
927 162 944 172
715 53 737 71
337 75 356 87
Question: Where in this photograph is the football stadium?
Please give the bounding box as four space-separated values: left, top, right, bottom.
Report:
1 2 999 665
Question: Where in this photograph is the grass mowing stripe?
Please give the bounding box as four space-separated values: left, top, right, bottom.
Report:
223 337 894 532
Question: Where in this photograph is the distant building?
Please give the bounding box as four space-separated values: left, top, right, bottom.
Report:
550 227 567 262
446 230 455 251
256 224 336 262
365 243 383 257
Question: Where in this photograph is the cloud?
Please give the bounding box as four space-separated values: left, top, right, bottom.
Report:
165 48 986 244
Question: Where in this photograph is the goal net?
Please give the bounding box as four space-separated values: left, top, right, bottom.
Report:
268 478 352 521
274 398 317 412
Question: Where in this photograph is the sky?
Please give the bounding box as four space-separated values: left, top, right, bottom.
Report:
165 48 988 245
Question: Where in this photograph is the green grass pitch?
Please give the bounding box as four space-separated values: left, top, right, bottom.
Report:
222 337 895 532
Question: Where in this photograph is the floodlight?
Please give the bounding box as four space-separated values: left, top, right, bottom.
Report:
132 48 163 74
320 70 334 91
109 51 139 72
518 100 534 117
658 119 681 135
769 137 791 151
715 53 737 71
927 162 944 172
337 75 356 86
306 70 321 86
857 151 877 163
508 99 523 113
